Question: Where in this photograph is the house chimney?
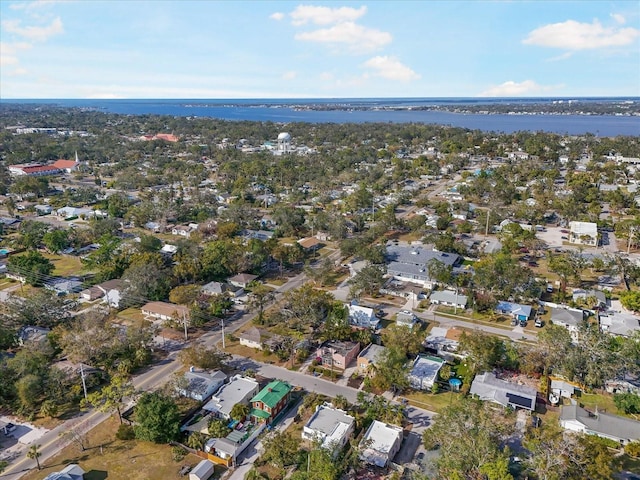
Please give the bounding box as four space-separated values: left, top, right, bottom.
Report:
268 388 272 392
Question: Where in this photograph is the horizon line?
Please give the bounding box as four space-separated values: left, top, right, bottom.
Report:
1 96 639 101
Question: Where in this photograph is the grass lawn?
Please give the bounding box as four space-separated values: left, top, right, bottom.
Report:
578 391 624 416
42 253 85 277
24 417 213 480
116 307 147 323
0 278 17 289
401 389 464 413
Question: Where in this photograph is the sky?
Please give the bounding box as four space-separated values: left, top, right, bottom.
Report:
1 0 639 99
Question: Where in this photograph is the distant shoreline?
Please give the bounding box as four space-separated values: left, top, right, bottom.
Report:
1 98 639 136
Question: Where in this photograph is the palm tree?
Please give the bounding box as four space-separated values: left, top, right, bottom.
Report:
186 432 206 451
27 444 42 470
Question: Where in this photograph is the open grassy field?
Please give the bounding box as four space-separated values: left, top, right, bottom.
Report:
401 389 464 413
23 417 216 480
42 253 85 277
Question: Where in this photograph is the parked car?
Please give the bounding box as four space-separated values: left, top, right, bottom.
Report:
519 319 528 327
511 318 518 326
561 236 568 240
4 423 16 434
560 229 569 233
535 318 544 328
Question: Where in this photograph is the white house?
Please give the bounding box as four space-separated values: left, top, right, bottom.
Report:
569 221 598 246
359 420 403 468
202 375 259 420
429 290 468 310
347 301 380 330
599 311 640 338
302 404 355 457
408 355 445 390
177 370 227 402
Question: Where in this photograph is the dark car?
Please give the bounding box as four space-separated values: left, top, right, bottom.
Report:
511 318 518 326
519 319 528 327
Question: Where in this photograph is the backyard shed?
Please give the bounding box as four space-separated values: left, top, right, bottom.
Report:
189 459 214 480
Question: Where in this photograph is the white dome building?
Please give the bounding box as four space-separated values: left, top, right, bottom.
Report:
277 132 291 153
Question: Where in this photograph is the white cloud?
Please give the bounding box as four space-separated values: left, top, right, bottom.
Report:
270 12 284 21
7 67 29 76
478 80 559 97
282 71 297 80
523 19 639 50
0 41 32 66
610 13 626 25
319 72 334 81
295 21 392 53
2 16 64 42
10 1 68 11
362 56 420 81
290 5 367 26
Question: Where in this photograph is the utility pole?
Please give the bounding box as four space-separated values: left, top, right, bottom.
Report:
221 319 225 349
80 363 88 401
628 226 635 255
182 311 188 341
485 208 490 237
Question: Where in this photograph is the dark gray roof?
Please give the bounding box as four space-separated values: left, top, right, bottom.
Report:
551 307 584 326
560 404 640 442
469 372 537 410
386 245 461 267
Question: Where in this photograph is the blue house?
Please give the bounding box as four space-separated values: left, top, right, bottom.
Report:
496 301 532 322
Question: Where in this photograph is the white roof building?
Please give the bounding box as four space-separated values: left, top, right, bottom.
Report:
359 420 403 467
347 302 380 329
177 370 227 402
302 404 355 456
202 375 259 419
569 221 598 246
408 355 445 390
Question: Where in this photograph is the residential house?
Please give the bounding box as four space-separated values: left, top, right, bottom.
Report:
141 301 189 322
396 310 419 329
43 464 85 480
496 301 532 322
80 279 123 307
241 229 274 242
160 244 178 256
316 340 360 370
172 224 197 238
569 221 598 246
469 372 537 411
550 379 578 399
599 311 640 338
177 370 227 402
35 204 53 215
56 206 93 218
408 355 445 390
250 380 292 424
550 307 585 337
386 244 462 290
572 289 607 309
424 326 463 359
560 404 640 444
430 290 468 310
189 459 215 480
347 301 380 330
302 404 355 456
228 273 258 289
201 281 243 298
202 375 260 420
44 277 83 295
238 327 284 351
357 343 387 374
359 420 403 468
297 237 322 252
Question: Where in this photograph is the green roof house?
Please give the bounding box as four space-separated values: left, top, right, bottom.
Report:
250 380 292 423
